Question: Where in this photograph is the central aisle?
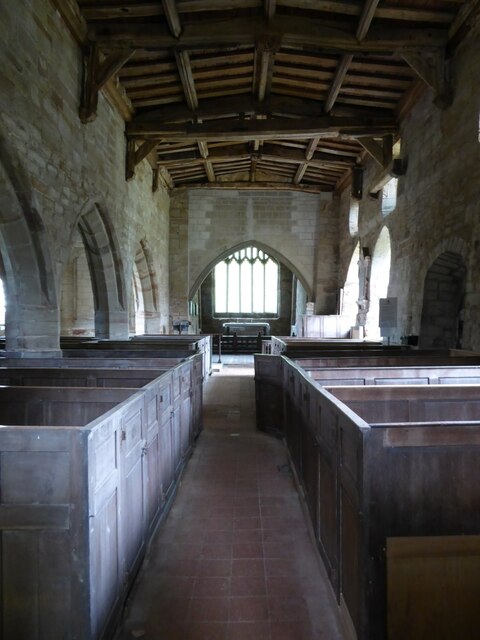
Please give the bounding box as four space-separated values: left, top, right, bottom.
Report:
115 364 346 640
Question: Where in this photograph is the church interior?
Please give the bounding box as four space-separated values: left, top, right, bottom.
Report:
0 1 479 639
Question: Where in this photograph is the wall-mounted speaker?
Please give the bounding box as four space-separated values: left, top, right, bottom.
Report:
352 165 364 199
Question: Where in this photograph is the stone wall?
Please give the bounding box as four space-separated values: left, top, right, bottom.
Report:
337 22 480 348
0 0 170 351
169 188 339 324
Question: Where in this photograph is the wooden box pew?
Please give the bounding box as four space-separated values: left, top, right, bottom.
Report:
282 364 480 640
0 354 204 444
63 337 200 349
59 336 97 346
306 364 480 387
254 352 480 434
61 334 212 378
130 334 212 377
269 336 384 355
62 347 194 358
0 358 202 640
291 349 480 368
0 367 164 388
62 346 212 379
0 355 187 369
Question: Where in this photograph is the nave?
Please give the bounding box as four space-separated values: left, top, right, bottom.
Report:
114 359 346 640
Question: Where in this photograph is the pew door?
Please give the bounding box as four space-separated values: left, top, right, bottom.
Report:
387 535 480 640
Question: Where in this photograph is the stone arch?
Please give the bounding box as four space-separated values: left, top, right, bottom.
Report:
188 239 313 301
75 201 128 339
0 258 5 335
419 250 467 348
131 238 159 334
0 146 59 352
421 237 469 284
349 199 359 237
366 227 392 338
60 228 95 336
341 242 360 324
381 177 398 217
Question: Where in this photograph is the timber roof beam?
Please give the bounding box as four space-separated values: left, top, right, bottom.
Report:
79 43 136 123
87 17 449 54
127 115 398 142
401 50 453 109
67 0 472 191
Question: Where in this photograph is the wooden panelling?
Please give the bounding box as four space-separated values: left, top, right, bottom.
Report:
274 356 480 640
387 535 480 640
0 353 204 639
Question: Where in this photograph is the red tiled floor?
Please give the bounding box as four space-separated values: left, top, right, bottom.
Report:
232 529 263 544
234 516 261 530
270 620 315 640
229 596 269 622
186 621 228 640
232 542 263 558
197 558 232 577
193 576 230 597
114 368 346 640
231 558 265 578
228 621 271 640
230 575 267 597
190 596 229 622
267 595 311 621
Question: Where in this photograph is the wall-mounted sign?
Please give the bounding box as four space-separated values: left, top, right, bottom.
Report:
379 297 397 329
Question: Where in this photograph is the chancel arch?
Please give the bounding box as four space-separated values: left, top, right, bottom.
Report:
189 240 312 303
192 241 310 337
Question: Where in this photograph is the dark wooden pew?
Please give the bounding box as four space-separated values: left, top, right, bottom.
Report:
307 364 480 386
0 367 163 388
0 355 203 640
269 335 384 355
254 351 480 434
282 361 480 640
58 334 212 377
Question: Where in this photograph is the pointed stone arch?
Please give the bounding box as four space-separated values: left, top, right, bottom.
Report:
75 200 128 339
421 237 469 286
366 227 392 338
0 147 59 353
419 246 467 349
188 239 313 301
60 228 95 337
130 238 159 334
341 242 360 324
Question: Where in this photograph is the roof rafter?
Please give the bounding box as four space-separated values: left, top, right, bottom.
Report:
156 143 359 166
68 0 471 192
324 0 381 114
161 0 182 38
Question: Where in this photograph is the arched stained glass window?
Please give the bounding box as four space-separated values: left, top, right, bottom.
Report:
214 247 278 315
